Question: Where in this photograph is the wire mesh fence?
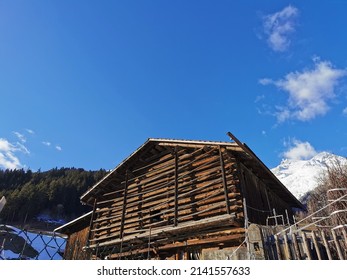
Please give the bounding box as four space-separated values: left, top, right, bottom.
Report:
0 224 66 260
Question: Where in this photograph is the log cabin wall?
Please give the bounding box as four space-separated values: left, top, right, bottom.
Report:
63 226 90 260
237 161 293 225
86 144 245 259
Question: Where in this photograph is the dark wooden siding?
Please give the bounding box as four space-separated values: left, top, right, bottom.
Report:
64 227 90 260
237 161 293 225
87 145 245 258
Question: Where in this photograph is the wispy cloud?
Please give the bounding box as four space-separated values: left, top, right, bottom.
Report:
13 131 26 143
42 141 52 147
0 138 29 169
43 141 62 152
260 58 347 122
282 138 317 160
343 107 347 116
262 5 299 52
26 129 35 135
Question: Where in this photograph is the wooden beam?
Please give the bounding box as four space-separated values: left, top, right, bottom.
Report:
119 171 129 238
311 231 322 260
87 214 236 249
105 232 245 259
301 231 312 260
291 233 301 260
274 235 282 260
174 147 179 227
87 198 98 246
331 229 344 260
219 146 231 215
321 231 332 260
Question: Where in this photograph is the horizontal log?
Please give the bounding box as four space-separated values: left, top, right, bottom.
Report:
94 189 241 234
88 213 237 248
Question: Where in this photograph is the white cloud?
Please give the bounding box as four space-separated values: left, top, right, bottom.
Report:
343 107 347 115
263 5 299 52
260 59 347 122
42 141 52 146
283 138 318 160
55 145 62 151
0 138 29 169
254 94 265 103
26 129 35 134
13 131 26 143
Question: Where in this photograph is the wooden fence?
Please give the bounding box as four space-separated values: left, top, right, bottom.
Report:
247 224 347 260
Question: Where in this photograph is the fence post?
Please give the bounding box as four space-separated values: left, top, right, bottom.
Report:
283 234 291 260
301 231 312 260
321 231 332 260
291 233 301 260
311 231 322 260
331 229 344 260
274 235 282 260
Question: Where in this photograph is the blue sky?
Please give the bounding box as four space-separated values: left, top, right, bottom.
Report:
1 0 347 171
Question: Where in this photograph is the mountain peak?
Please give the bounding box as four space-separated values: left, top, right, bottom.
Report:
271 151 347 200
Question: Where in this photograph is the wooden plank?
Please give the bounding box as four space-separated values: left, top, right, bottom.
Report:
291 233 301 260
91 203 242 243
283 234 291 260
91 192 242 235
321 230 332 260
274 235 282 260
219 146 231 215
331 229 344 260
174 147 179 226
311 231 322 260
301 231 312 260
119 171 129 238
88 214 236 248
87 198 98 245
106 232 245 259
342 227 347 245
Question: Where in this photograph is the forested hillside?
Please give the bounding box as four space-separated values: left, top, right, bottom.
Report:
0 168 107 226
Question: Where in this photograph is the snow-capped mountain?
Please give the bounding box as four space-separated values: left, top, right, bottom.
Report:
271 152 347 200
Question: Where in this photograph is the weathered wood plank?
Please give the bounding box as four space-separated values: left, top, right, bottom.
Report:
311 231 322 260
331 229 344 260
301 231 312 260
321 230 332 260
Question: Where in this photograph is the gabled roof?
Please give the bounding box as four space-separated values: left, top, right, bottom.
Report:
80 133 304 210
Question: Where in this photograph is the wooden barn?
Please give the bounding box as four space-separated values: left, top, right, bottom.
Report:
56 133 304 260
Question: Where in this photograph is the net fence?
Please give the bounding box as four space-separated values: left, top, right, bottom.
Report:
0 224 66 260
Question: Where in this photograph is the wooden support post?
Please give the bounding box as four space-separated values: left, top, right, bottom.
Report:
147 227 152 260
87 198 98 246
301 231 312 260
120 171 129 239
264 188 272 213
321 231 332 260
311 231 322 260
331 229 344 260
342 227 347 245
291 233 301 260
174 147 179 227
219 146 231 215
138 184 143 229
274 235 282 260
283 234 291 260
